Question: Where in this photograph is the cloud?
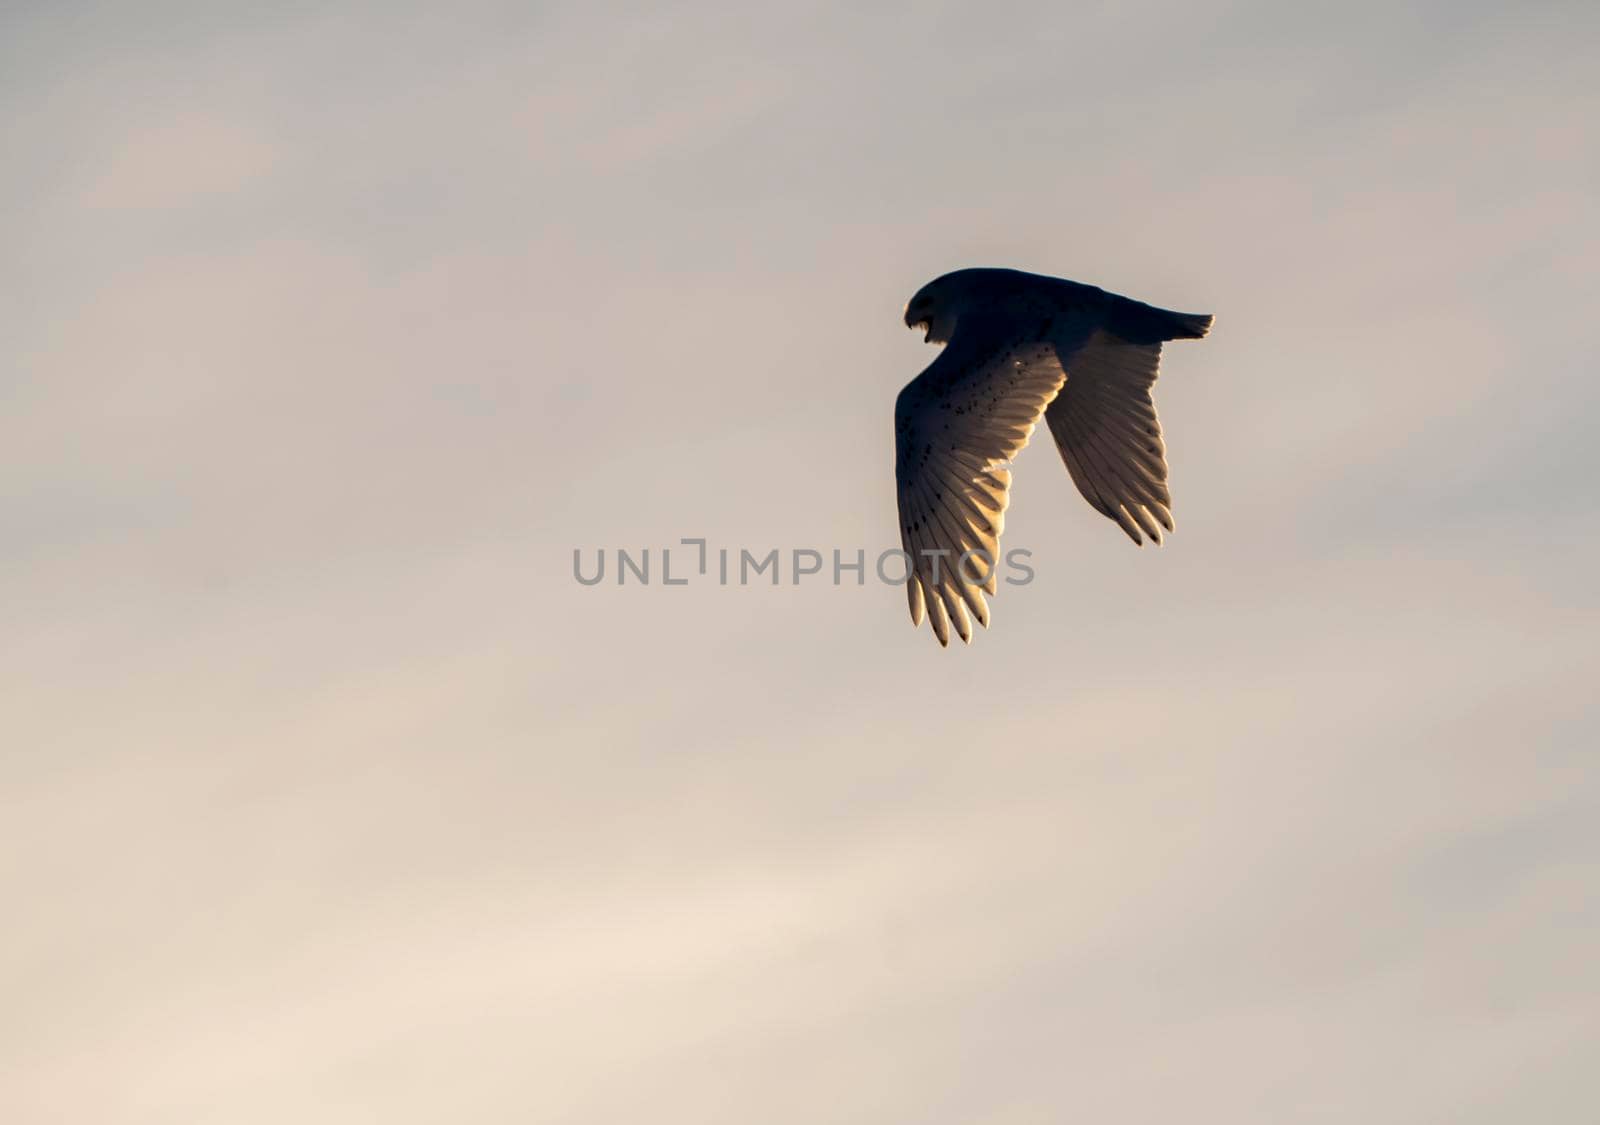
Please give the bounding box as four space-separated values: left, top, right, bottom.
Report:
3 1 1598 1122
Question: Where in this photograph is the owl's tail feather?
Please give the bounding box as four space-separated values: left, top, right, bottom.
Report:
1105 295 1214 343
1165 310 1213 339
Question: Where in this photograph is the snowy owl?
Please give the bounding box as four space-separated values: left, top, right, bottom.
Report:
895 267 1212 647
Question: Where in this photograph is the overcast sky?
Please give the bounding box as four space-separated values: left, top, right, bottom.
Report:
4 1 1599 1121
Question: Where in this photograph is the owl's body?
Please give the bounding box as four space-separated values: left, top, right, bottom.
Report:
895 268 1213 647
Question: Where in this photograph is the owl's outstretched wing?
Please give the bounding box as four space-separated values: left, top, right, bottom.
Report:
894 324 1066 647
1045 302 1210 545
1046 331 1174 544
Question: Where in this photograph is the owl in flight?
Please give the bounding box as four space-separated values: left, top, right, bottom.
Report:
895 268 1212 647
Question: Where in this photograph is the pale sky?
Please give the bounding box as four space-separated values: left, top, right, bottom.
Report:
4 1 1599 1122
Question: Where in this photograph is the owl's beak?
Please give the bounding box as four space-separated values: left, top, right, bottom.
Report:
903 302 932 341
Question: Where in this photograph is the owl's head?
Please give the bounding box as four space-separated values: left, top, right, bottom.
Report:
902 269 1004 345
902 273 966 345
